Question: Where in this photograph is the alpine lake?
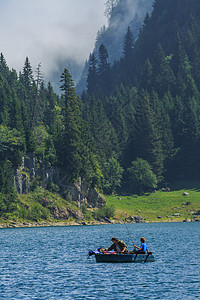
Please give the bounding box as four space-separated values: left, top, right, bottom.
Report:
0 222 199 299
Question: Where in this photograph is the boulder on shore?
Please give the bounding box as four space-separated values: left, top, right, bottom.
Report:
126 215 145 223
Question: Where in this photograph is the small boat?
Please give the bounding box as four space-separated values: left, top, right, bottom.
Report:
88 249 155 263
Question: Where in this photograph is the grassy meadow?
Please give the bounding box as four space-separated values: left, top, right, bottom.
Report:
106 184 200 222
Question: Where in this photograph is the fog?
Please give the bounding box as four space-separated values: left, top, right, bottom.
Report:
0 0 107 81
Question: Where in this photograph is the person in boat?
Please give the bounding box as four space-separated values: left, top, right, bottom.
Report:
133 237 149 253
105 237 128 253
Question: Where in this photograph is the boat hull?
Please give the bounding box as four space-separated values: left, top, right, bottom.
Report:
95 253 155 263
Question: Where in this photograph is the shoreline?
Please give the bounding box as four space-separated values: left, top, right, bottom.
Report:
0 217 199 229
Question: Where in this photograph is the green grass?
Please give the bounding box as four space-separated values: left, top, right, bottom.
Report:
11 187 80 223
106 186 200 222
1 183 200 225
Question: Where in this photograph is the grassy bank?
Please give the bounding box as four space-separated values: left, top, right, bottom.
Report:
0 184 200 227
106 186 200 222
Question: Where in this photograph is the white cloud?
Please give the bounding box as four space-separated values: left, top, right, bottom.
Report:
0 0 107 77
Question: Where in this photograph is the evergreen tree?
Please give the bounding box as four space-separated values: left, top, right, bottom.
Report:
21 57 34 92
134 90 164 181
32 63 43 126
152 44 175 97
87 54 98 94
123 26 134 61
140 58 153 91
59 68 82 180
102 157 124 194
98 44 110 93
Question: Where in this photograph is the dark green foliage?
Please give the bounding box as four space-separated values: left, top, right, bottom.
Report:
83 0 200 183
93 205 115 220
0 125 25 168
81 203 92 221
123 26 134 60
17 201 50 221
133 91 164 180
59 68 82 180
127 158 158 194
102 157 124 194
0 160 18 215
87 54 98 94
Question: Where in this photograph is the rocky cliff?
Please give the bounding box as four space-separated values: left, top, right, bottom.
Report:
13 153 105 209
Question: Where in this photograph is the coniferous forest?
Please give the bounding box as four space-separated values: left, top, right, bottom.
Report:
1 0 200 219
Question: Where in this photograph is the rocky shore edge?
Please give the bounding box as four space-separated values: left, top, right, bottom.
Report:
1 215 199 229
0 219 120 229
0 215 146 228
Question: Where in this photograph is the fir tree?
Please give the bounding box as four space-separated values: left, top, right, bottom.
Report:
98 44 110 93
59 68 82 180
123 26 134 61
87 54 98 94
134 90 164 181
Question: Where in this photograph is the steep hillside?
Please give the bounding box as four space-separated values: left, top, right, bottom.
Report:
76 0 153 94
82 0 200 185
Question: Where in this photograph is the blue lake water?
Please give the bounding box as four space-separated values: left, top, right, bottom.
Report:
0 222 199 299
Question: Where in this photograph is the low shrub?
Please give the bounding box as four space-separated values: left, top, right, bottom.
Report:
93 205 115 220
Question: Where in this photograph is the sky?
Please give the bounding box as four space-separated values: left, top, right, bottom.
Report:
0 0 107 81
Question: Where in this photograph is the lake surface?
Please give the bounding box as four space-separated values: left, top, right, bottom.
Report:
0 222 199 299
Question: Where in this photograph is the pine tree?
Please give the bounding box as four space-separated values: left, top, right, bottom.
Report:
98 44 110 93
151 91 175 171
32 63 43 126
152 44 175 97
134 90 164 180
0 53 10 79
140 58 153 91
83 95 118 164
59 68 82 180
87 54 98 94
21 57 34 92
123 26 134 61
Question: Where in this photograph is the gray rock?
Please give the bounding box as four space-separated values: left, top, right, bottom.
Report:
50 207 70 220
173 213 180 217
126 215 145 223
14 154 106 210
182 192 189 196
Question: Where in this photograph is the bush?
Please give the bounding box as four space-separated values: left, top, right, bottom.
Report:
93 205 115 220
47 182 60 193
30 176 41 192
127 158 158 194
17 201 50 221
81 203 92 221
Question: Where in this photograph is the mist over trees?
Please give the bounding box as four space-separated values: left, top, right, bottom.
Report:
76 0 154 94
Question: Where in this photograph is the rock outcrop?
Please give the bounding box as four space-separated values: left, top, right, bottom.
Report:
13 153 105 209
125 215 145 223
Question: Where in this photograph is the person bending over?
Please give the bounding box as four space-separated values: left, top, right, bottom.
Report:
106 237 127 253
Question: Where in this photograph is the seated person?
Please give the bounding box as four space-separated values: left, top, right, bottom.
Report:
132 237 149 253
106 237 127 253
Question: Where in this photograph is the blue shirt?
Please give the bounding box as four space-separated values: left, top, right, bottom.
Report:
140 243 148 252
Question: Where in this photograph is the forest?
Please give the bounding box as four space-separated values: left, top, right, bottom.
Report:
1 0 200 218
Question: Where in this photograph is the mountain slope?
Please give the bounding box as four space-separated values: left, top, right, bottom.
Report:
76 0 154 94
